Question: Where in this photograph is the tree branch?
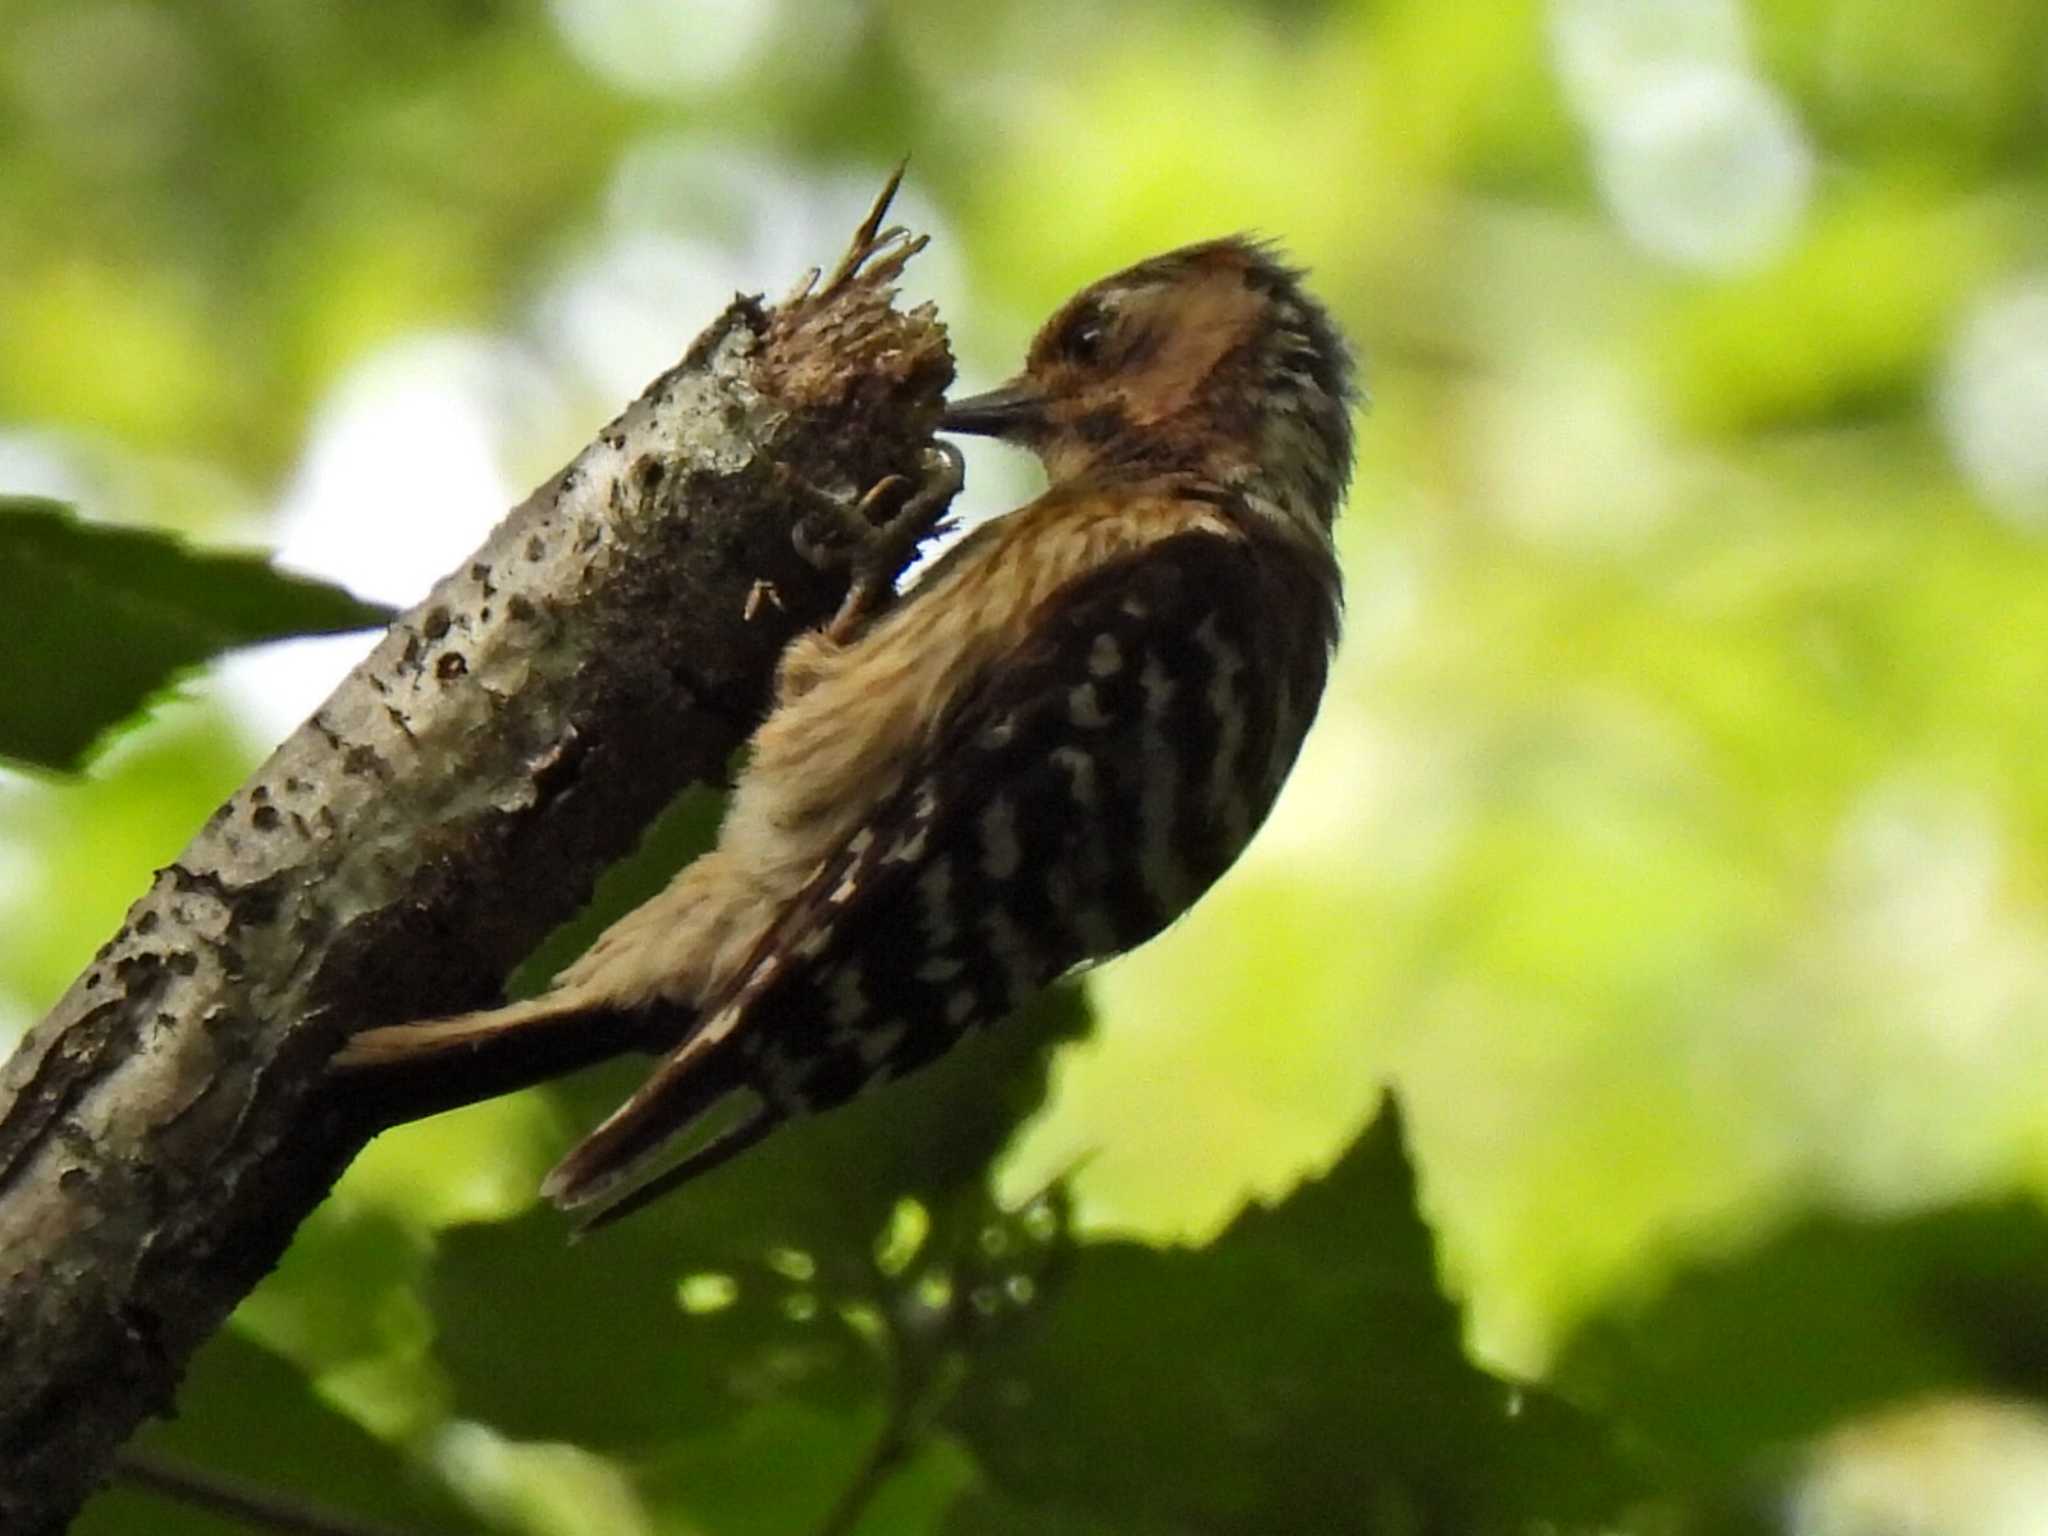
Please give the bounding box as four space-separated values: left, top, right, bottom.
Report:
113 1450 443 1536
0 177 955 1535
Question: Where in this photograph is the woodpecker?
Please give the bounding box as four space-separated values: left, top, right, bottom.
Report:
338 237 1358 1228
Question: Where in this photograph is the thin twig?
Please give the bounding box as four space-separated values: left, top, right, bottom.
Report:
807 1387 916 1536
808 1250 984 1536
114 1449 447 1536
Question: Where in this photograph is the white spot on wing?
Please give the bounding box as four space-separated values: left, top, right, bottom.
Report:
980 796 1022 879
1068 683 1111 729
1088 633 1123 677
946 988 977 1024
698 999 745 1047
979 905 1039 1000
828 967 868 1027
1060 803 1121 955
883 777 943 864
884 823 930 864
919 856 957 948
1051 745 1098 808
917 955 966 984
1138 651 1186 908
1193 613 1252 846
1139 651 1176 715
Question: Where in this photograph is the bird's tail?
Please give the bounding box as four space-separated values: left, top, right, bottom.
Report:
539 1005 774 1233
332 992 672 1125
335 994 577 1067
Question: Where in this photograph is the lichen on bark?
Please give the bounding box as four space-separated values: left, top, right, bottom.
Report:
0 180 954 1535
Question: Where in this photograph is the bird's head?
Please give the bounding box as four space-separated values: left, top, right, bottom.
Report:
941 237 1359 537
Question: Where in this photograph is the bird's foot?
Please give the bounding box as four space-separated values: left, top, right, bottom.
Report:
791 442 964 642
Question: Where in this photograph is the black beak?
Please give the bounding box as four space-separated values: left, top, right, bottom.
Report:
938 377 1046 439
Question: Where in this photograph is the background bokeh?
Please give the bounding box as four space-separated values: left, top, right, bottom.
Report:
7 1 2048 1531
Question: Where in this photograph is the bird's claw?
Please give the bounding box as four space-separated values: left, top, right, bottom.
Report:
791 443 965 642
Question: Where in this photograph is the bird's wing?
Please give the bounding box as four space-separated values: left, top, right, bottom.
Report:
544 523 1335 1227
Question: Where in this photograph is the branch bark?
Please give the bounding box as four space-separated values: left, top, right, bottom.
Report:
0 186 954 1534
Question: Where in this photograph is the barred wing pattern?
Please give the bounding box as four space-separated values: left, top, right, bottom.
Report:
545 523 1340 1224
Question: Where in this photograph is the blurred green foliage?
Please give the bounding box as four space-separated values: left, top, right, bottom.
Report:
76 1330 475 1536
0 497 389 770
1558 1195 2048 1487
9 0 2048 1530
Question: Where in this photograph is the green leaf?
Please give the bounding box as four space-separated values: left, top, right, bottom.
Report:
233 1199 437 1395
1555 1198 2048 1487
639 1402 977 1536
0 497 392 771
938 1489 1151 1536
425 985 1090 1454
74 1329 474 1536
942 1101 1642 1535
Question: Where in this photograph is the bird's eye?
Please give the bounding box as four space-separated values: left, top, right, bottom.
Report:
1059 307 1110 365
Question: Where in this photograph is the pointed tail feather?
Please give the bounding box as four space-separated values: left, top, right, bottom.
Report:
540 1021 757 1215
334 994 590 1069
331 993 670 1126
562 1108 780 1238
